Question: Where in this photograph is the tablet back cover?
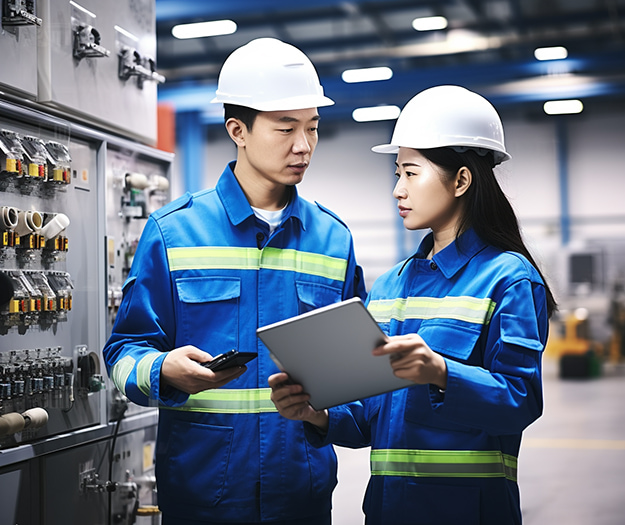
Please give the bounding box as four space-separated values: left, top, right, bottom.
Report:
257 297 413 410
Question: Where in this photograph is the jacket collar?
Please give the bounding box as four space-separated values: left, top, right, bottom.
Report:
417 228 488 279
216 161 306 230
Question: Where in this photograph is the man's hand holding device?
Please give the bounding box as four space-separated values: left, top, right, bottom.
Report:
161 346 257 394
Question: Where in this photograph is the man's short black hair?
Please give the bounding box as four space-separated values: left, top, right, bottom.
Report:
224 104 261 131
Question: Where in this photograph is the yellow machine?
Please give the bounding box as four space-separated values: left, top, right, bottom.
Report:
545 308 604 378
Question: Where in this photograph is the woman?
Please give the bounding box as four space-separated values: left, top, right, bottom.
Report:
269 85 557 525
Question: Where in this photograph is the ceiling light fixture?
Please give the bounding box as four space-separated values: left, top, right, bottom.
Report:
543 99 584 115
172 20 237 40
69 1 96 18
412 16 448 31
534 46 568 61
352 105 401 122
342 66 393 83
115 25 139 42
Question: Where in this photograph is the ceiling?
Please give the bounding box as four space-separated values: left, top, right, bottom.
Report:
154 0 625 125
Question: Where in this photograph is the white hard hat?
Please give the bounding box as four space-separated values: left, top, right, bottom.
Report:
211 38 334 111
372 85 511 164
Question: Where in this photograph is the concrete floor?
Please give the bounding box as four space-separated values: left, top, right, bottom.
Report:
331 357 625 524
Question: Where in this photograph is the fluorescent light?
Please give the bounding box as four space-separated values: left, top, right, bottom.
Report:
543 99 584 115
114 25 139 42
172 20 237 40
342 66 393 83
69 1 96 18
352 105 401 122
534 46 568 61
412 16 448 31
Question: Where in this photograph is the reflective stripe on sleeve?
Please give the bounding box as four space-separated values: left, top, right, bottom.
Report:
136 353 160 397
163 388 278 414
111 355 135 397
368 296 496 325
166 246 347 281
370 449 517 482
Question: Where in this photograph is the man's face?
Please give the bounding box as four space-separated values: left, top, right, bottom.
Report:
239 108 320 188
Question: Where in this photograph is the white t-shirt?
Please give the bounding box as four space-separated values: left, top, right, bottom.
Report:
251 205 287 234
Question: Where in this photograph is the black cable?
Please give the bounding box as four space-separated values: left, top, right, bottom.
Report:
108 402 128 525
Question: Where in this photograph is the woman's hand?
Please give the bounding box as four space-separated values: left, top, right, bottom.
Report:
372 334 448 389
268 372 329 431
161 345 246 394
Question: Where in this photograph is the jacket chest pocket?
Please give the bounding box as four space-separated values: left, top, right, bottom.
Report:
176 277 241 352
418 319 483 363
295 280 342 315
404 320 483 432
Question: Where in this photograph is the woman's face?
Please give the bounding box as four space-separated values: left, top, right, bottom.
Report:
392 148 463 232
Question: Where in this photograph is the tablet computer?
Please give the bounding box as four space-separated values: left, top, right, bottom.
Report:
257 297 414 410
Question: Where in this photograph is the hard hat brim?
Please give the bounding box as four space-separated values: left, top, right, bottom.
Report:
371 143 399 154
371 142 512 164
211 94 335 111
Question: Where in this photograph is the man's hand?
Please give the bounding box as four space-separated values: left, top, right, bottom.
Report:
268 372 329 431
161 345 246 394
372 334 448 390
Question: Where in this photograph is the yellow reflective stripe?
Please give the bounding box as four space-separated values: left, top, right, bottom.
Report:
261 248 347 279
136 353 159 397
370 449 517 482
167 246 347 281
168 247 260 270
368 296 496 325
111 355 135 397
163 388 278 414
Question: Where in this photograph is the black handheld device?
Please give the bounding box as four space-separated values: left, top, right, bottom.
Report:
202 349 257 371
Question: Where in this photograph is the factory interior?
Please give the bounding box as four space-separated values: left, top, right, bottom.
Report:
1 0 624 523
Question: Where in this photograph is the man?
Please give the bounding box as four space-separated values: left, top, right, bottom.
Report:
103 38 365 524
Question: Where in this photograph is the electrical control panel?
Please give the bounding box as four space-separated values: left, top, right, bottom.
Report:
0 97 172 525
0 1 172 522
37 0 164 145
0 112 102 448
0 0 41 98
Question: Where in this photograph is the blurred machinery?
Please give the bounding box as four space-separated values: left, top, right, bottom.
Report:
545 247 625 378
607 276 625 364
0 1 171 524
546 308 604 379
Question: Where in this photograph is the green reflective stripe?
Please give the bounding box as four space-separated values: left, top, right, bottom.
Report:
164 388 278 414
370 449 517 482
111 355 135 397
136 353 159 397
260 248 347 280
368 296 496 325
168 247 261 271
167 246 347 281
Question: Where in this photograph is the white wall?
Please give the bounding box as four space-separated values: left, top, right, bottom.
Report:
568 113 625 237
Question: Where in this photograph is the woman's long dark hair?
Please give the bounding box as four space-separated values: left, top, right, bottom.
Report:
420 147 557 318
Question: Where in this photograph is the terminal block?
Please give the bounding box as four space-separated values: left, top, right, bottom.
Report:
44 141 72 186
0 347 74 419
0 270 73 331
0 129 25 179
1 206 19 249
21 136 49 181
0 131 71 194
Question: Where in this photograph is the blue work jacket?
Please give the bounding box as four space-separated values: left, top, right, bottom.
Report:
307 229 548 525
103 162 366 522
